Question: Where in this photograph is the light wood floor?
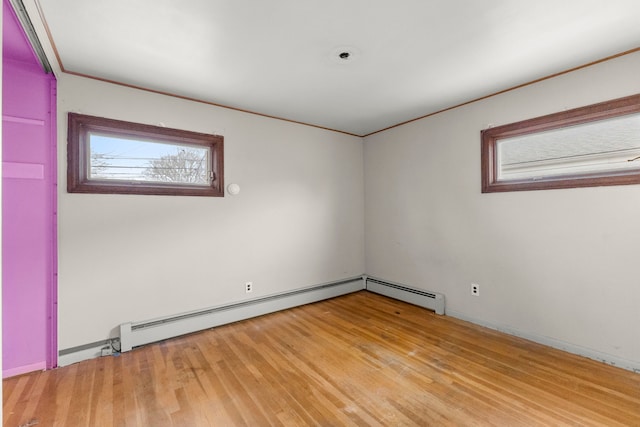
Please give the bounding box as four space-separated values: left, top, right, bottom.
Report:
4 291 640 426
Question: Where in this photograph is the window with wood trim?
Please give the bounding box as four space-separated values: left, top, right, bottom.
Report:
481 94 640 193
67 113 224 196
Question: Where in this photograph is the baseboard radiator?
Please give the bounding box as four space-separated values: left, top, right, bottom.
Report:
365 276 445 315
119 276 365 352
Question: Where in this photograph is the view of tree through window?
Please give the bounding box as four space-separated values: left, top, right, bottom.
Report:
88 135 210 185
68 113 224 197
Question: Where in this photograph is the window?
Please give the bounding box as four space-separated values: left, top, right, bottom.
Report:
67 113 224 196
481 94 640 193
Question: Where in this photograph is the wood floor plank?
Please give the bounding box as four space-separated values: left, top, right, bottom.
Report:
4 291 640 426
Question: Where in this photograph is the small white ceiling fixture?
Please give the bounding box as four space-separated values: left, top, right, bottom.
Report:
330 46 360 64
31 0 640 136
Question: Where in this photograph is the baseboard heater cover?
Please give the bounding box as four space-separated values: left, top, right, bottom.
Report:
119 276 365 352
365 276 445 315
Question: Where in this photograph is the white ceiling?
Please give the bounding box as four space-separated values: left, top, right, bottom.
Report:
34 0 640 136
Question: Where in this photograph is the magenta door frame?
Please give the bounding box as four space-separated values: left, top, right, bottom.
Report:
2 0 58 377
48 80 58 370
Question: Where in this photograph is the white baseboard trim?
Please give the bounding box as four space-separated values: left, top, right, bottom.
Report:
446 309 640 374
121 276 365 352
60 276 365 365
58 339 112 367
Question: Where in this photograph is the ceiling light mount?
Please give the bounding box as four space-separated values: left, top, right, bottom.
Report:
330 46 359 64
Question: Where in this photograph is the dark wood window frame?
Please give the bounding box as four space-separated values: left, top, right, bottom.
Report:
481 93 640 193
67 113 224 197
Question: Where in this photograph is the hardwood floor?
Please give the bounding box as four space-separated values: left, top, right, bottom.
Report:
4 291 640 426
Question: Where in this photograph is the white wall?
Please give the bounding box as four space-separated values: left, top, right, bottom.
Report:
364 51 640 370
57 74 364 350
58 51 640 370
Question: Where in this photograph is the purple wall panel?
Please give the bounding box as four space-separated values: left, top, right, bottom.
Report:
2 0 57 377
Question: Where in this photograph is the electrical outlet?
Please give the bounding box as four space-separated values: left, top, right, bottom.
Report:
471 283 480 296
245 281 253 293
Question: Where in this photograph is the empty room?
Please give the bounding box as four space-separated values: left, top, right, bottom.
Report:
3 0 640 425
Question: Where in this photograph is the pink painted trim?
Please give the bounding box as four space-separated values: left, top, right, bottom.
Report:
2 162 45 179
2 361 47 379
48 79 58 369
2 115 45 126
3 0 58 373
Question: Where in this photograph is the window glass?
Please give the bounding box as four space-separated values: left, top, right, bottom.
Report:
89 134 211 185
496 113 640 181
